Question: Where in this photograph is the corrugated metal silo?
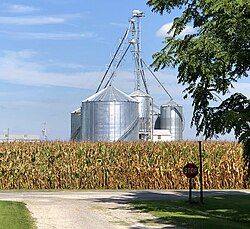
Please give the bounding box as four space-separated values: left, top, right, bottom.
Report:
160 100 184 140
81 85 139 141
130 89 153 140
71 108 82 141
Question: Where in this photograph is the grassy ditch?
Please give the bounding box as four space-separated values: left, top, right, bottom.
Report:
0 201 35 229
131 195 250 229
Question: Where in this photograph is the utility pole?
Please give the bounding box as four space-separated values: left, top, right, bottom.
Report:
42 122 47 141
7 128 9 142
199 140 204 204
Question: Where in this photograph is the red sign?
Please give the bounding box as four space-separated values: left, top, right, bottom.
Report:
183 163 198 178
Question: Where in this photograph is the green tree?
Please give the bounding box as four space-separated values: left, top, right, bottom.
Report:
147 0 250 182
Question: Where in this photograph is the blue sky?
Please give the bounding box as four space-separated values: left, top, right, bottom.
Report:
0 0 249 140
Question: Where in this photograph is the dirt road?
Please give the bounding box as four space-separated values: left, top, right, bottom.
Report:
0 190 249 229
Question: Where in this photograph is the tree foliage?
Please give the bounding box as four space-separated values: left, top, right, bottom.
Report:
147 0 250 138
147 0 250 178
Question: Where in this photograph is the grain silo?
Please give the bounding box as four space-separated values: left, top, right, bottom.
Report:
160 100 184 140
130 89 153 140
70 108 81 141
81 85 139 141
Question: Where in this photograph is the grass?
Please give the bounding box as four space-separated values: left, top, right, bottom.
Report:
131 195 250 229
0 201 35 229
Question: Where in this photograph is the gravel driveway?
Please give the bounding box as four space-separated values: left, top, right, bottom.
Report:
0 190 249 229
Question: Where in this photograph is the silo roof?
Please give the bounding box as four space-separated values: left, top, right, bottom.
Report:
83 85 137 102
162 100 181 107
130 89 151 97
71 107 81 114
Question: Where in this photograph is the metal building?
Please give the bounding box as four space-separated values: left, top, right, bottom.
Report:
130 89 153 140
0 134 40 142
71 108 81 141
160 100 184 140
81 85 139 141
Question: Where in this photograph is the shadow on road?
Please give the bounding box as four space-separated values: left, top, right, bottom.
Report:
91 189 249 204
91 190 250 229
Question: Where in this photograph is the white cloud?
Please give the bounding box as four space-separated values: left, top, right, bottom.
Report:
6 4 38 14
0 50 181 98
0 51 131 92
0 30 94 40
156 22 195 38
0 16 66 25
0 51 98 89
46 60 86 70
3 50 37 59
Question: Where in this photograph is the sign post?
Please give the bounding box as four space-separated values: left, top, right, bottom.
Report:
183 163 198 203
189 177 192 203
199 141 204 204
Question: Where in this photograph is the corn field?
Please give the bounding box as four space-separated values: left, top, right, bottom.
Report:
0 141 248 189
